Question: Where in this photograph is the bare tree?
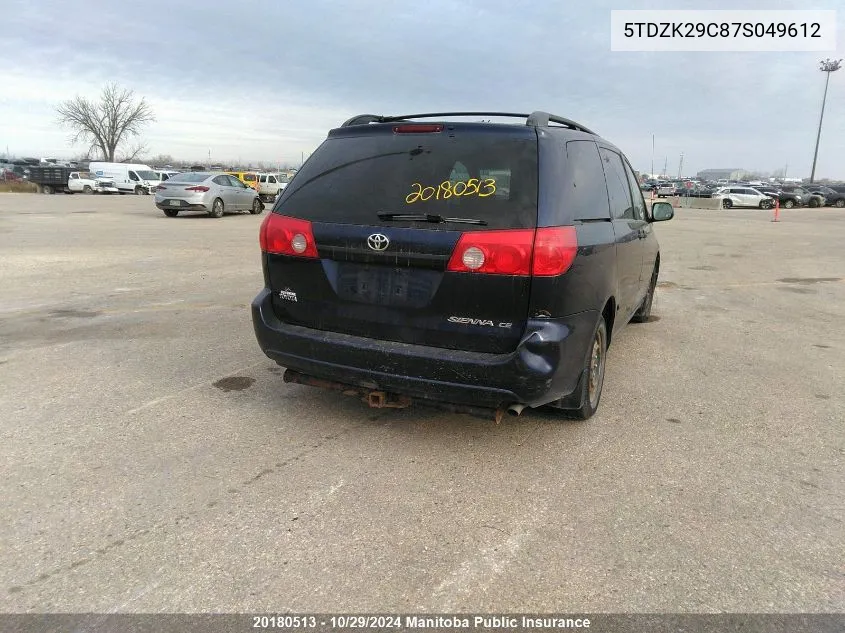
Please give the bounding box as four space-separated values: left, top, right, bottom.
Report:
147 154 175 167
118 142 149 163
56 83 155 162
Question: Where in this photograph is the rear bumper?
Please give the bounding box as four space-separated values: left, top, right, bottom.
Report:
155 201 208 211
251 288 596 409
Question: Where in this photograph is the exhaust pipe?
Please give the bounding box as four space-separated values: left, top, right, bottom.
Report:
507 403 526 416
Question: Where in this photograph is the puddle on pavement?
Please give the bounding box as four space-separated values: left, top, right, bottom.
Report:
213 376 256 392
778 277 841 285
779 287 816 294
49 309 102 319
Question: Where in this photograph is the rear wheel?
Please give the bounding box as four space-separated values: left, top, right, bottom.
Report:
632 260 658 323
783 199 795 209
571 316 608 420
43 185 54 195
209 198 224 218
722 198 733 209
163 209 179 218
834 199 845 208
83 185 93 194
250 198 263 214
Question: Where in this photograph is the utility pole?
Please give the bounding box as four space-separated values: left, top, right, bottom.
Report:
651 134 654 177
810 58 842 183
662 157 668 179
677 153 684 180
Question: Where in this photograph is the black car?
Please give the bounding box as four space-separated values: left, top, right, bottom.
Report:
757 186 802 208
809 186 845 208
251 111 674 421
780 185 824 208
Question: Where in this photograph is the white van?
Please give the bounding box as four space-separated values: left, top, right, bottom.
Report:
88 162 160 195
255 173 289 203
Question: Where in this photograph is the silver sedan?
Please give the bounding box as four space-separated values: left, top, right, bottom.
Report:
154 172 264 218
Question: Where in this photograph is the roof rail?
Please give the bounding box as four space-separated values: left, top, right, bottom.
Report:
339 111 596 135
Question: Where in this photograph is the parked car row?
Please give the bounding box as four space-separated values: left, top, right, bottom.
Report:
640 178 845 209
711 185 838 209
3 160 292 204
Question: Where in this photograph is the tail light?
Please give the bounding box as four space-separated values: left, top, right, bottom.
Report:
447 227 577 277
259 214 318 258
393 124 444 134
447 229 534 275
185 185 209 192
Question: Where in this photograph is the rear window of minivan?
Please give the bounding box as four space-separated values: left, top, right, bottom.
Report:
274 130 538 230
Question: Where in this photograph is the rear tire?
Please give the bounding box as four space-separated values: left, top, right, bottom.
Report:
250 198 263 214
43 185 54 195
834 199 845 208
571 316 608 420
209 198 224 218
163 209 179 217
632 260 658 323
722 198 733 209
783 199 795 209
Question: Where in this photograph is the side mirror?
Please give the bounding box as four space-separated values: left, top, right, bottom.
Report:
651 201 674 222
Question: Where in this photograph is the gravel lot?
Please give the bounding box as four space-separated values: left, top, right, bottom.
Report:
0 192 842 612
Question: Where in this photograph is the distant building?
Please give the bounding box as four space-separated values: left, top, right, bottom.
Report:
697 168 747 181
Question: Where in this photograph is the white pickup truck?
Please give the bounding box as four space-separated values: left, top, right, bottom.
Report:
256 173 289 203
68 171 119 194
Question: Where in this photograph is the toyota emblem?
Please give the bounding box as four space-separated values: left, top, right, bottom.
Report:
367 233 390 251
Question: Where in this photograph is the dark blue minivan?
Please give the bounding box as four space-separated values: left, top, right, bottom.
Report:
251 111 674 420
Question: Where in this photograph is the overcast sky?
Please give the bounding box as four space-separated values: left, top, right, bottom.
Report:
1 0 843 177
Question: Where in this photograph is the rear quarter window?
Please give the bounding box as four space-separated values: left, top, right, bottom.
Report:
562 140 611 221
598 147 634 220
274 130 539 230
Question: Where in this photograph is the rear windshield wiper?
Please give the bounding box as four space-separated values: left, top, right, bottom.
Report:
377 212 487 226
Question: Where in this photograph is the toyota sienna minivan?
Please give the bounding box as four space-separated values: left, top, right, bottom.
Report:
251 111 674 420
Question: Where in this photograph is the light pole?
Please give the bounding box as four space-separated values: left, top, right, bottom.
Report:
809 58 842 184
651 134 654 178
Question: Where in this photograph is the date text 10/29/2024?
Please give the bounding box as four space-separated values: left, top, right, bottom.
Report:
251 615 592 629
